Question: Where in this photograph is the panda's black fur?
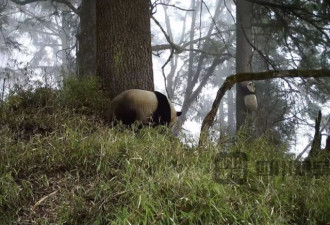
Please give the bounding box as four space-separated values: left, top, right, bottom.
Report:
108 89 181 127
111 100 137 125
241 83 254 96
152 91 172 125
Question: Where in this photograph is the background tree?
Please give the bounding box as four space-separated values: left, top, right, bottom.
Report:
152 0 235 135
235 0 253 131
250 0 330 150
76 0 96 77
152 0 329 151
0 0 79 91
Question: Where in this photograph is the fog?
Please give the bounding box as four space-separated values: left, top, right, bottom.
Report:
1 0 329 157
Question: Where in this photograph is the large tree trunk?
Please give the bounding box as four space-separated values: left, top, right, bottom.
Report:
235 0 253 130
77 0 96 77
96 0 154 99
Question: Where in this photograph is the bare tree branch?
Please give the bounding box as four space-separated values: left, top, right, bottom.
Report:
151 15 183 53
10 0 79 14
151 33 220 52
157 2 194 12
246 0 330 42
10 0 46 4
199 69 330 146
52 0 79 14
201 0 234 58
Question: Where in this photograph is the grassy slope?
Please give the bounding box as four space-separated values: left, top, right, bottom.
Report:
0 79 329 224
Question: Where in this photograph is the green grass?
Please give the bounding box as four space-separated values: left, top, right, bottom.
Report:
0 79 329 224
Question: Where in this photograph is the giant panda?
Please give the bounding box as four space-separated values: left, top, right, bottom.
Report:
242 82 258 112
108 89 182 127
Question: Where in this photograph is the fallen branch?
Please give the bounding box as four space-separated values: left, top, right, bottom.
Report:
32 190 58 210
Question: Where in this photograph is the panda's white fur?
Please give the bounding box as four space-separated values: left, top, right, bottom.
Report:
243 82 258 112
108 89 181 127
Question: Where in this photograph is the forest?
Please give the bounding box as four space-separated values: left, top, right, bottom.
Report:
0 0 329 224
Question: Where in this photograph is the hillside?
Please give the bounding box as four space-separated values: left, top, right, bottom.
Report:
1 80 329 224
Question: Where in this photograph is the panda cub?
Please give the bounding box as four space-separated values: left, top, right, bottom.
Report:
108 89 182 127
243 82 258 112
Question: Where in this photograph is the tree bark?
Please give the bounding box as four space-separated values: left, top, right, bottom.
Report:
236 0 253 130
77 0 96 77
60 11 71 72
325 136 330 152
227 89 235 135
309 110 322 157
96 0 153 99
199 69 330 146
